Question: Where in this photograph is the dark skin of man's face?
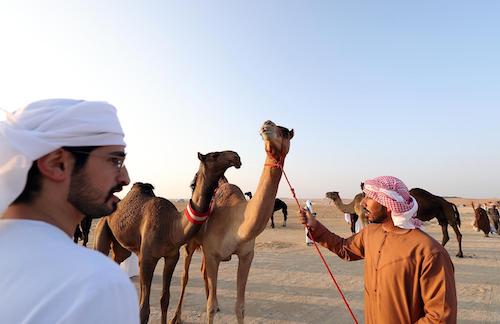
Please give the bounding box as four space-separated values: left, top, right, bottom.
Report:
362 196 389 223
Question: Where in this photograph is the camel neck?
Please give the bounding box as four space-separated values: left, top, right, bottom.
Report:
238 160 283 241
191 171 218 214
334 196 355 211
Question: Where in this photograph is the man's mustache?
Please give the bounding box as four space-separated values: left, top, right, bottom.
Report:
107 185 123 200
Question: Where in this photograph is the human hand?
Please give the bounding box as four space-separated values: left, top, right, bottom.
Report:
298 208 317 228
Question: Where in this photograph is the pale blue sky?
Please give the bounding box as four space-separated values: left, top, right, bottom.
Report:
1 1 498 199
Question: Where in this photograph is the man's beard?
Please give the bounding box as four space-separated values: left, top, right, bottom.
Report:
67 170 121 219
364 206 389 224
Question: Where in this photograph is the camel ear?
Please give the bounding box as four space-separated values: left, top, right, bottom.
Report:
198 152 206 162
289 129 294 139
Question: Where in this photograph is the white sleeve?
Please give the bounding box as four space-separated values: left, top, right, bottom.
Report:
58 279 140 324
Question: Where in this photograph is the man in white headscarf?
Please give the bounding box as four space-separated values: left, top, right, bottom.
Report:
0 99 139 324
298 176 457 324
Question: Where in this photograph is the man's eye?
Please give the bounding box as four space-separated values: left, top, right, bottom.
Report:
110 157 123 168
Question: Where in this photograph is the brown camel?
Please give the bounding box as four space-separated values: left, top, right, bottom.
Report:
409 188 463 257
471 202 490 237
171 120 294 324
93 151 241 324
325 191 367 233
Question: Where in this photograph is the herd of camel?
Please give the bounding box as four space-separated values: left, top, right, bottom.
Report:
71 120 494 324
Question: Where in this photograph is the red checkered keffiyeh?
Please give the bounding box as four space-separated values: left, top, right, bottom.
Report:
362 176 423 230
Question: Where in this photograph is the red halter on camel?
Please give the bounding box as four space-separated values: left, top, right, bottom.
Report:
184 185 220 225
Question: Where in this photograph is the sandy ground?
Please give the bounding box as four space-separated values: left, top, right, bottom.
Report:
88 198 500 323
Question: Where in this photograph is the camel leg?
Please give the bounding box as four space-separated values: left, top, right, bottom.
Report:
450 223 463 258
350 214 358 234
235 250 254 324
171 243 197 324
205 256 221 324
161 253 180 324
139 255 160 324
73 225 81 244
282 207 288 227
270 213 275 228
82 232 89 247
440 224 450 247
201 255 208 298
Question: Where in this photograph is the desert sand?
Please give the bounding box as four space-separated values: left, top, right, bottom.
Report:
88 197 500 323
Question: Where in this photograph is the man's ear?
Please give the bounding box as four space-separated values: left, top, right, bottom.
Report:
36 149 72 182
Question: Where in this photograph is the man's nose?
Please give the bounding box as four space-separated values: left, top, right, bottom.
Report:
361 197 367 208
118 166 130 186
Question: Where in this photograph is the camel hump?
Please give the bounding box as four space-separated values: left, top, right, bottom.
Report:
131 182 156 196
409 187 434 197
145 197 178 216
214 183 245 206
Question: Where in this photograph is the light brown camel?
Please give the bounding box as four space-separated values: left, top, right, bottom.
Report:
93 151 241 324
171 120 294 324
325 191 367 233
409 188 463 257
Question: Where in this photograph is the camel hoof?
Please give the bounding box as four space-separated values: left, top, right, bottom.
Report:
271 224 275 229
456 252 463 258
283 223 286 227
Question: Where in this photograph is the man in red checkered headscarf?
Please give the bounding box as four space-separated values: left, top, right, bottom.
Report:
362 175 424 230
299 176 457 324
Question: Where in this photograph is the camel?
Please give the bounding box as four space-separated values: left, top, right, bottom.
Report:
171 120 294 324
325 191 366 233
471 202 490 236
270 198 288 228
409 188 464 257
244 192 288 228
93 151 241 324
73 215 92 246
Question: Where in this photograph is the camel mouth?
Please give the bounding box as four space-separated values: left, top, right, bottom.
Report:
233 160 242 169
229 154 242 169
325 192 337 199
259 126 276 141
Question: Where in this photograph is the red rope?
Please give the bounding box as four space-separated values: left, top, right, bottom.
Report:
279 165 359 324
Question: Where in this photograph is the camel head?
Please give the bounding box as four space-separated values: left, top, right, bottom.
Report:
130 182 156 197
325 191 340 201
259 120 294 163
197 150 241 181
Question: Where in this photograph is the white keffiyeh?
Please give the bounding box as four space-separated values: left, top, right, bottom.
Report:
0 99 126 213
